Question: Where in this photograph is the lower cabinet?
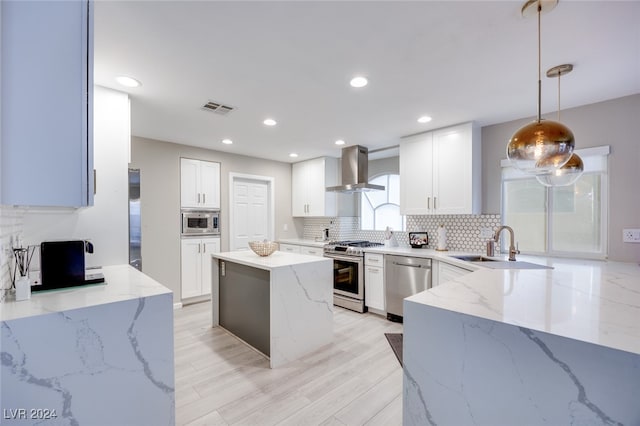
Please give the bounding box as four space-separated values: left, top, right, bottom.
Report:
365 253 385 312
278 243 324 256
436 261 473 287
181 237 220 299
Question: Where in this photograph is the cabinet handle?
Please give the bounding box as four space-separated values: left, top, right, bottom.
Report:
203 193 206 204
203 244 206 253
434 197 437 210
198 193 201 204
198 243 201 253
427 197 431 210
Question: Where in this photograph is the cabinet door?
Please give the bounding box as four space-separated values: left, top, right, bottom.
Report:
1 0 93 207
306 157 337 216
365 265 385 311
181 238 202 299
400 133 433 215
432 124 473 214
180 158 200 208
291 162 308 216
437 261 472 287
200 237 220 296
200 161 220 209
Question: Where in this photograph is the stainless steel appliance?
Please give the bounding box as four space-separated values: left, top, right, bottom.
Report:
35 240 104 292
326 145 385 193
128 168 142 271
324 240 383 313
181 209 220 236
385 255 432 322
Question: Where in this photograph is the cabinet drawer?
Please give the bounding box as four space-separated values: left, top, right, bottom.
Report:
301 246 323 257
365 253 384 267
279 244 301 254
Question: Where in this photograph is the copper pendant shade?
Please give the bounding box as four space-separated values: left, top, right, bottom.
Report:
536 152 583 186
507 0 576 174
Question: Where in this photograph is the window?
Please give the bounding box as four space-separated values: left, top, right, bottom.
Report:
361 174 405 231
501 147 609 259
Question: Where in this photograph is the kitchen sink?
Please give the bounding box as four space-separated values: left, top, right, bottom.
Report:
450 255 552 270
450 255 498 262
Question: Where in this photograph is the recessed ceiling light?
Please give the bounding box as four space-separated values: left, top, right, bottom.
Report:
417 116 432 123
115 76 141 88
335 140 346 145
222 139 233 145
349 76 368 88
263 118 277 126
289 153 298 158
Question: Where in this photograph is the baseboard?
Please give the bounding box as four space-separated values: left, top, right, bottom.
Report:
173 302 183 310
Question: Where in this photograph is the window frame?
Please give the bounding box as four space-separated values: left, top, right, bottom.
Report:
500 146 609 260
360 173 406 232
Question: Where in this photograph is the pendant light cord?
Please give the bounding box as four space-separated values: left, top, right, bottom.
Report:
557 71 561 121
537 1 542 123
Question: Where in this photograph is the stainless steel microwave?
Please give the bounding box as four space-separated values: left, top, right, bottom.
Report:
181 209 220 236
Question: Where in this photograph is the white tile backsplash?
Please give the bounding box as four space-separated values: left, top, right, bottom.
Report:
0 206 26 302
302 214 502 251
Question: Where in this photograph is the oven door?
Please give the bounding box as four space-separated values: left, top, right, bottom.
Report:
326 254 364 300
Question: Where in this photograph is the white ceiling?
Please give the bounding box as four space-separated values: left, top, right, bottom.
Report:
94 1 640 163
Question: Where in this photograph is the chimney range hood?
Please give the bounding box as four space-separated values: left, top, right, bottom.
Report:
326 145 385 193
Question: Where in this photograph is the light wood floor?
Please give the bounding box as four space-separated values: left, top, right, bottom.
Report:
174 301 404 426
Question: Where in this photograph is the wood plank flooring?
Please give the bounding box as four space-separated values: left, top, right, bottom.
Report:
174 301 403 426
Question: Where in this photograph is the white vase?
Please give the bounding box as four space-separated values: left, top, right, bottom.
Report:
15 275 31 301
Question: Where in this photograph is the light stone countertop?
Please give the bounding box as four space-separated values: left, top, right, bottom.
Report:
0 264 172 322
211 250 331 271
405 256 640 355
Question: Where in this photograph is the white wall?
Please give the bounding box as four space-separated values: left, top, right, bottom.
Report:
131 136 296 302
482 94 640 262
21 86 130 269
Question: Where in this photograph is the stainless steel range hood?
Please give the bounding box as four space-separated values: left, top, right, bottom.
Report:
326 145 385 193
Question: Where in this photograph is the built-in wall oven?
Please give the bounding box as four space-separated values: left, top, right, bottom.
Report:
324 240 383 313
181 209 220 236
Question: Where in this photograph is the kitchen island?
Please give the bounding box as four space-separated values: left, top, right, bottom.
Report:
210 250 333 368
1 265 175 425
402 258 640 425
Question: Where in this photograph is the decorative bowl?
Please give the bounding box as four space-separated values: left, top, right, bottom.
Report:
248 241 279 257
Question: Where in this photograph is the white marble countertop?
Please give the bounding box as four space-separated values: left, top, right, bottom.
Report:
278 238 328 248
406 257 640 355
211 250 331 271
0 264 172 322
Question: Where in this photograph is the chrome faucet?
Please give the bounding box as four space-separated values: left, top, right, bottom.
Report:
494 226 520 261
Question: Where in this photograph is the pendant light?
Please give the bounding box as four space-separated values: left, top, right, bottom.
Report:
507 0 575 175
536 64 584 187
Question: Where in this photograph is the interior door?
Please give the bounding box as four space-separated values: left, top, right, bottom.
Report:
231 178 270 251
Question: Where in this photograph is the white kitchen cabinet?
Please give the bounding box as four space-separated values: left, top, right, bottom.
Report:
365 253 385 312
181 237 220 299
291 157 338 217
180 158 220 209
1 0 94 207
279 243 301 254
278 243 324 256
400 122 481 215
435 261 473 287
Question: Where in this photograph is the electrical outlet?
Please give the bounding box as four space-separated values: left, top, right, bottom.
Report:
623 229 640 243
479 227 494 239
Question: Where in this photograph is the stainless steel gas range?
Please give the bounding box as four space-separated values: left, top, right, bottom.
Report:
323 240 383 313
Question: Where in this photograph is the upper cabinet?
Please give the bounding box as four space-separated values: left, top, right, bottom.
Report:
292 157 338 217
1 0 94 207
181 158 220 209
400 122 481 215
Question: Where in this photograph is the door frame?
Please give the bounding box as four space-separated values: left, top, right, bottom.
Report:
228 172 275 251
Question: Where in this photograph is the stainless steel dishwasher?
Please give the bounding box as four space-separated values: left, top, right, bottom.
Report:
385 255 432 322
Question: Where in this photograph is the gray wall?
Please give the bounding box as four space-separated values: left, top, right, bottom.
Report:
482 94 640 262
131 136 296 302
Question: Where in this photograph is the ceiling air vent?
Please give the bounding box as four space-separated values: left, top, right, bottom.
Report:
202 101 235 115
